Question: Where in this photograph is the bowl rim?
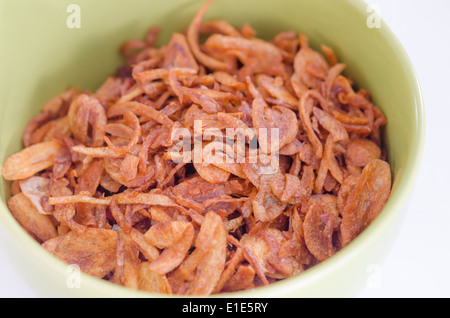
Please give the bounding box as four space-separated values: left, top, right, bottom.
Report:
0 0 425 298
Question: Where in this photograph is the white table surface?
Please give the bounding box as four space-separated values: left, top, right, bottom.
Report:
0 0 449 298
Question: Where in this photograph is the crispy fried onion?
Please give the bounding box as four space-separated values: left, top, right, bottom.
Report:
3 0 391 296
68 94 107 147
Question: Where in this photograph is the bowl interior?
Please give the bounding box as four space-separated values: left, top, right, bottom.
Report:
0 0 424 297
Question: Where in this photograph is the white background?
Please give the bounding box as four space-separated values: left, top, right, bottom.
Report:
0 0 449 298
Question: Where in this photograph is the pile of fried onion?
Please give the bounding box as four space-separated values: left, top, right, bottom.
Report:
3 0 391 295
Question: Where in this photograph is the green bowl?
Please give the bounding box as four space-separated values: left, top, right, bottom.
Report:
0 0 424 297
